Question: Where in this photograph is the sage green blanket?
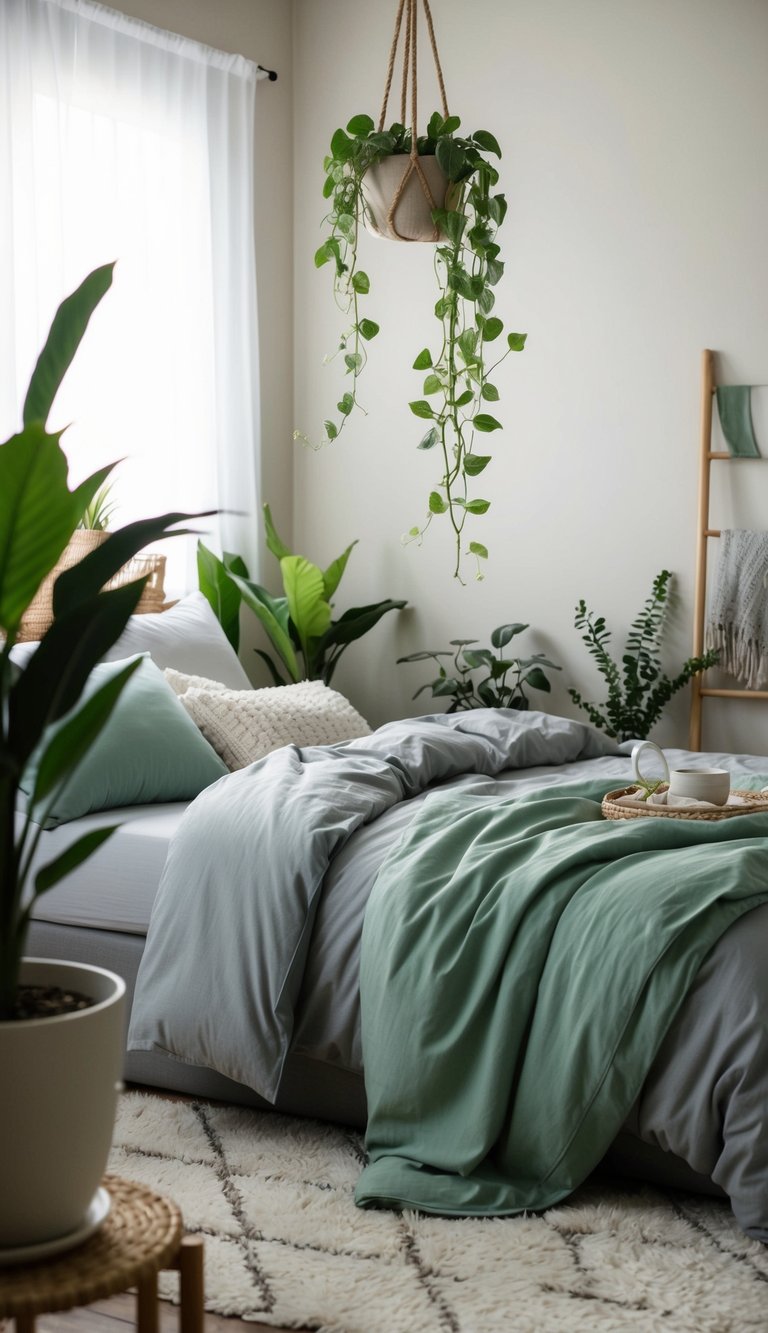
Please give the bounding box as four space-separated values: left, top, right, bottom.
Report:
355 779 768 1216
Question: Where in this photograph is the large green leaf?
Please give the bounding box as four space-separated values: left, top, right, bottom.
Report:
462 649 495 669
463 454 491 477
0 426 78 633
472 130 502 158
263 504 292 562
322 541 357 600
229 574 301 682
281 556 332 646
8 581 147 766
347 113 374 137
491 623 528 649
435 137 470 182
0 442 110 637
31 658 142 804
23 263 114 427
473 414 502 433
431 676 461 697
321 599 407 648
223 551 250 578
197 541 241 651
409 400 434 419
524 667 552 692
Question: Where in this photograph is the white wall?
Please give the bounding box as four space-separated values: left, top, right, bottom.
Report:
292 0 768 753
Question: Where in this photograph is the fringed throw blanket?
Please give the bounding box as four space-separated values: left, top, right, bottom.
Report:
707 528 768 689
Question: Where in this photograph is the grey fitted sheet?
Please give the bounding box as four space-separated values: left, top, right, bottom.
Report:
23 803 187 934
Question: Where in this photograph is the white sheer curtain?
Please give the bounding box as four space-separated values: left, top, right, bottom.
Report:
0 0 264 592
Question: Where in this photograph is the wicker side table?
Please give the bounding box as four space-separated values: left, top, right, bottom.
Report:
0 1175 204 1333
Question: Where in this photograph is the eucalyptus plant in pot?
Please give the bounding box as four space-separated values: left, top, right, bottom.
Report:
304 107 527 582
0 264 202 1252
568 571 720 742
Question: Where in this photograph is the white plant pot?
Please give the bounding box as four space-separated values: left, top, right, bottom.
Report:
0 958 126 1249
363 156 449 241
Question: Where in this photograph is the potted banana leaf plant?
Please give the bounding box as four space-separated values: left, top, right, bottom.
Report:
198 504 407 686
300 109 527 583
0 263 204 1252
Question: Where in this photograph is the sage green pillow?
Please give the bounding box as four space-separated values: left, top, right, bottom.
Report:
20 654 228 827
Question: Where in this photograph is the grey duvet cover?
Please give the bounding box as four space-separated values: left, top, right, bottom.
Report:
128 710 768 1241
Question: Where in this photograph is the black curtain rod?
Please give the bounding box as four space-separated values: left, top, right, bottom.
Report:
257 64 278 81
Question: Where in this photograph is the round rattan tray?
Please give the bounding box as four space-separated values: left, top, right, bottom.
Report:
602 786 768 822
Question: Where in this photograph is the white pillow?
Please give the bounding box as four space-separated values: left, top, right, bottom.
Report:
178 680 372 770
8 640 37 670
10 592 250 689
102 591 251 689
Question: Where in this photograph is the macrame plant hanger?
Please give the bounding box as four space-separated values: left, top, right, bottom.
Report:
376 0 449 241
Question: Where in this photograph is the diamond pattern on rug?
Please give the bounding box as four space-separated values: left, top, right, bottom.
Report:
109 1091 768 1333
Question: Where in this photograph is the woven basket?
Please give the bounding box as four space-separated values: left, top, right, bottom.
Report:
17 531 167 642
602 786 768 821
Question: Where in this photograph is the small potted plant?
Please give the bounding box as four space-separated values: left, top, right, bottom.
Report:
569 571 719 741
0 264 201 1252
398 622 560 711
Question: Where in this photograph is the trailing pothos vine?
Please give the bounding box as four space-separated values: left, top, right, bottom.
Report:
298 110 526 583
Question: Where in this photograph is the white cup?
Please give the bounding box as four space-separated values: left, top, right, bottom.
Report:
668 768 731 805
631 741 731 805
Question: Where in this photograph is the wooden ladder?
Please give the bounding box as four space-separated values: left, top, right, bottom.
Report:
689 349 768 749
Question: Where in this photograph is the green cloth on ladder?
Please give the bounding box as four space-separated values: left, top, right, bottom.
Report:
355 779 768 1217
716 385 760 457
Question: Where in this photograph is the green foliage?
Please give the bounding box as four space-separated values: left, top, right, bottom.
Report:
78 481 116 531
568 570 720 742
198 504 407 687
398 622 560 712
302 110 526 582
0 265 206 1018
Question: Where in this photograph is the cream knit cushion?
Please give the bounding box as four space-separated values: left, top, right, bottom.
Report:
175 680 372 770
164 667 230 696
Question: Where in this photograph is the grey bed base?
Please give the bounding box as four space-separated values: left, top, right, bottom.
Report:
27 918 724 1204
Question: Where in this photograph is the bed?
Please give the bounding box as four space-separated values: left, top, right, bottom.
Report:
18 598 768 1244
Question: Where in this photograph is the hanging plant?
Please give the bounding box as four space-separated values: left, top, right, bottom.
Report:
296 0 527 583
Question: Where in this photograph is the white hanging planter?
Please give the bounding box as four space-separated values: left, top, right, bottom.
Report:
0 958 125 1252
363 155 449 242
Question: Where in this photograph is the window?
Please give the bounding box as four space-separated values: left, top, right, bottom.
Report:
1 0 264 591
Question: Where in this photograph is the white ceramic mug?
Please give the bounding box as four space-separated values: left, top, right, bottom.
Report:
668 767 731 805
631 741 731 805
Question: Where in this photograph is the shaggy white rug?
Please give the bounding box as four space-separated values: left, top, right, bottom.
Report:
109 1091 768 1333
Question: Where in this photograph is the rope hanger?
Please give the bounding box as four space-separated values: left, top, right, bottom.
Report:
377 0 450 241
